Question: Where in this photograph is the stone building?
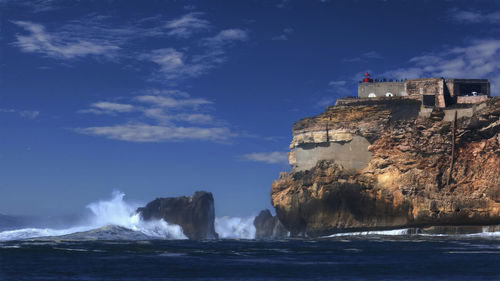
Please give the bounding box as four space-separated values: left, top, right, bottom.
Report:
358 73 490 108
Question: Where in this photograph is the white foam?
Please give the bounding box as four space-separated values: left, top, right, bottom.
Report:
0 191 186 241
215 216 256 239
466 231 500 237
325 228 410 237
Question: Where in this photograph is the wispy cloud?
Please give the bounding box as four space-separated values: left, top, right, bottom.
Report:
328 80 347 87
12 21 120 59
77 90 233 142
143 28 248 82
344 51 382 63
449 8 500 24
76 123 231 143
78 102 136 115
0 108 40 119
135 93 212 108
11 13 248 83
140 48 214 81
203 29 248 47
165 12 211 38
276 0 290 9
241 151 288 164
3 0 63 13
381 39 500 93
272 27 294 41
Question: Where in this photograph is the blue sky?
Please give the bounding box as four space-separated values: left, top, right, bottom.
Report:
1 0 499 217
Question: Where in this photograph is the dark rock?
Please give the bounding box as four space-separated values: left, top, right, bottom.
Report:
253 209 288 239
137 191 218 240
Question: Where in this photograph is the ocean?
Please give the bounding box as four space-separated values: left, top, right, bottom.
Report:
1 192 499 280
1 236 500 280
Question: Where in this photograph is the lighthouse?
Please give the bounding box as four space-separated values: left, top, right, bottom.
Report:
363 72 372 83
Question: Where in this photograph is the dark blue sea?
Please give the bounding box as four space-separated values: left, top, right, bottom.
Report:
1 236 499 281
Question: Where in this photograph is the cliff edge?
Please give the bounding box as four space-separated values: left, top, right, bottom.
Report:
271 97 500 237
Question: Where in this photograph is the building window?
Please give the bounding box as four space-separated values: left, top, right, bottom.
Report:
368 93 376 98
423 95 435 107
419 88 424 94
386 92 394 97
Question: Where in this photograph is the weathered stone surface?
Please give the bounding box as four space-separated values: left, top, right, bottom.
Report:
271 98 500 237
253 209 288 239
137 191 218 240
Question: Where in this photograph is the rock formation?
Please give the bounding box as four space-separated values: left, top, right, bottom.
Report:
253 209 288 239
137 191 218 240
271 97 500 237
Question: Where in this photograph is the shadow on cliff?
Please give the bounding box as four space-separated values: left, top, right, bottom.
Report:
275 182 412 237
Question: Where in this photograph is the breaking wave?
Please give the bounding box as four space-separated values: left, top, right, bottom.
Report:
0 191 186 241
215 216 256 239
324 227 500 238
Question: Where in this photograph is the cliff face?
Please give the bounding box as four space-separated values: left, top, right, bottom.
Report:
271 98 500 237
137 191 218 240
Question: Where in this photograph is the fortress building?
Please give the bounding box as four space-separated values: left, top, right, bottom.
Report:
358 72 490 108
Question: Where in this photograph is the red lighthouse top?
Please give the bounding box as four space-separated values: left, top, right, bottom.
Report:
363 72 372 83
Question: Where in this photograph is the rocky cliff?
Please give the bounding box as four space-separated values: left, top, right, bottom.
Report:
137 191 218 240
271 97 500 237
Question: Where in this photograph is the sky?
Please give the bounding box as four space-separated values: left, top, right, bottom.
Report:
1 0 500 217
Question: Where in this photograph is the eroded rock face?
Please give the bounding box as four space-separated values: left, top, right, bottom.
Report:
272 98 500 237
253 209 288 239
137 191 218 240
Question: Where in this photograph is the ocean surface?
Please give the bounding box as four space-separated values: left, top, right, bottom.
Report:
1 192 499 280
1 235 500 280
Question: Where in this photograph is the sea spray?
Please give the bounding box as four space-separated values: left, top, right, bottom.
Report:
215 216 256 239
0 191 186 241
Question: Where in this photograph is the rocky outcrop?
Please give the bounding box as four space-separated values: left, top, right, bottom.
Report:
137 191 218 240
271 97 500 237
253 209 288 239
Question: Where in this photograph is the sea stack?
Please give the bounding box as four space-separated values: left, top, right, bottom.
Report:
137 191 218 240
271 77 500 237
253 209 288 239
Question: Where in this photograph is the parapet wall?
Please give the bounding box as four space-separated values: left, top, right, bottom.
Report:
457 95 489 104
358 82 405 98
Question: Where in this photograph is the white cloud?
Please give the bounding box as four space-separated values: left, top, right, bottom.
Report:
204 29 248 47
92 102 135 112
76 123 232 143
76 89 232 142
242 151 288 164
272 27 294 41
344 51 382 62
12 21 120 59
383 39 500 90
0 108 39 119
276 0 290 8
19 110 40 119
165 12 211 38
272 35 287 41
78 102 136 115
175 113 214 124
135 94 212 108
450 8 500 24
141 48 219 81
142 33 246 81
328 80 347 86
